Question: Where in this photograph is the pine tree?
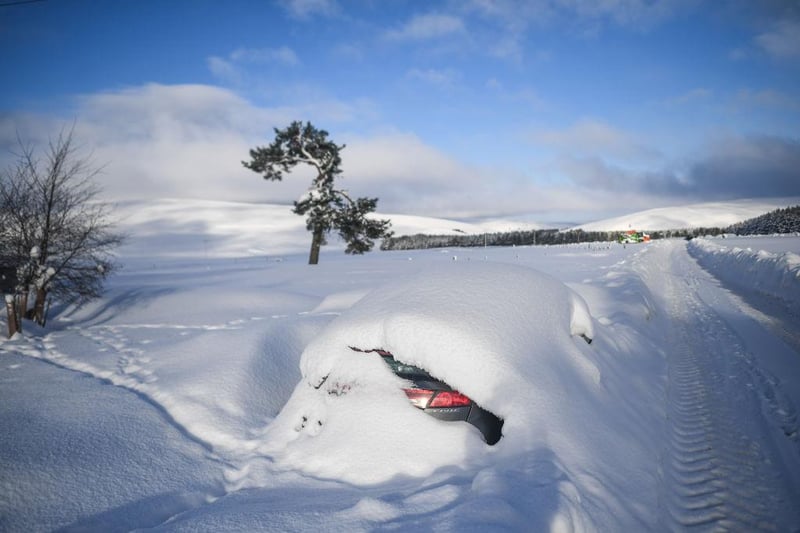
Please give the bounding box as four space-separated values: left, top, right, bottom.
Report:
244 121 392 264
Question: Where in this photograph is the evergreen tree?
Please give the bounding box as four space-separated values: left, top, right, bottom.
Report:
244 121 392 264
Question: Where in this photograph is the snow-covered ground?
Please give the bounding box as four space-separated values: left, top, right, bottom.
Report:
2 204 800 531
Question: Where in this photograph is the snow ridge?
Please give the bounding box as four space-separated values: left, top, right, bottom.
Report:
688 238 800 313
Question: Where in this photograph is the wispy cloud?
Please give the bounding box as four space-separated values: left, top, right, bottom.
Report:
486 79 548 111
0 84 371 205
207 46 300 85
667 87 713 105
0 84 630 221
279 0 338 19
207 56 243 84
333 43 364 62
464 0 694 38
755 19 800 59
230 47 300 66
385 13 466 41
456 0 697 64
733 88 800 111
559 0 692 30
406 68 460 87
4 80 797 224
531 119 659 160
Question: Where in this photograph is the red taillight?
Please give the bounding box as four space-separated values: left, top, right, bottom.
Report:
403 388 472 409
403 388 435 408
429 390 472 407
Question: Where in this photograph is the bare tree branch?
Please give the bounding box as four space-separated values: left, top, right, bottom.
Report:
0 126 124 326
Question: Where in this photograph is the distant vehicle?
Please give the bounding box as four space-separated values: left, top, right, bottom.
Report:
350 347 504 444
618 230 651 244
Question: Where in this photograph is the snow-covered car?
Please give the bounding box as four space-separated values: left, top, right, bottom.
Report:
259 262 596 484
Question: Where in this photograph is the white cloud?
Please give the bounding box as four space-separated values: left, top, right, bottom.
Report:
279 0 338 19
0 84 311 204
406 68 460 87
734 88 800 110
208 46 300 85
385 14 466 41
531 119 659 160
555 0 686 28
3 85 519 217
230 46 300 66
485 79 548 111
338 131 608 220
755 19 800 59
333 43 365 62
464 0 692 33
207 56 242 84
0 84 666 223
668 87 712 105
729 46 751 61
7 83 791 226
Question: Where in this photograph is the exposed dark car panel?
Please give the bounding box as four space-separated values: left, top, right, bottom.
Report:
353 348 503 445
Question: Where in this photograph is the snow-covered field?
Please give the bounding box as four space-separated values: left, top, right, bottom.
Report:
2 206 800 531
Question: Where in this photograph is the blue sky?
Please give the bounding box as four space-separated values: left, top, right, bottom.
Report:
2 0 799 224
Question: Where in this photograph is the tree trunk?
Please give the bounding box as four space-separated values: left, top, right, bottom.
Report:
308 225 324 265
20 291 29 320
5 296 19 338
32 287 47 326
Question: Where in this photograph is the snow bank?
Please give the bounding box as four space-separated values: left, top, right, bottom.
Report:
688 238 800 311
259 263 603 484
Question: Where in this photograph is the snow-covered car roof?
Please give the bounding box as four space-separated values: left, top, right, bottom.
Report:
302 262 595 417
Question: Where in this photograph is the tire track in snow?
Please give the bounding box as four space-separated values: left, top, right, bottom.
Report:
656 242 797 531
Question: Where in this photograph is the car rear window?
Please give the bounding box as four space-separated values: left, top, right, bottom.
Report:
381 356 432 380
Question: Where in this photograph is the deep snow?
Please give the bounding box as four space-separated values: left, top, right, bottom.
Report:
2 212 799 531
259 263 597 485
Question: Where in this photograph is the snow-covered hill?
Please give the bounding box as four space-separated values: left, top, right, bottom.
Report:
574 198 800 232
114 198 800 261
114 199 537 258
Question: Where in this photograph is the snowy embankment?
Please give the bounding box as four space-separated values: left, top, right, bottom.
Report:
688 237 800 312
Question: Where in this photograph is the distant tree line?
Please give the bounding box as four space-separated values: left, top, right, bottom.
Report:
726 205 800 235
382 229 611 250
381 227 734 251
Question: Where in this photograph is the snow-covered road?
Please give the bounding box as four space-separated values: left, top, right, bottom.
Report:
1 237 799 531
647 242 800 530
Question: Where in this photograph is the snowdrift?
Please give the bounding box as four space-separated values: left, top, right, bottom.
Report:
259 263 604 484
689 238 800 312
